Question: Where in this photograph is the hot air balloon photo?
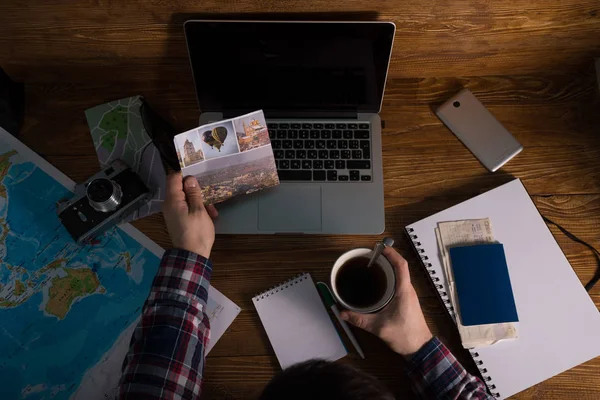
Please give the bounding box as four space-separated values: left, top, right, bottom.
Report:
198 121 240 159
202 127 227 151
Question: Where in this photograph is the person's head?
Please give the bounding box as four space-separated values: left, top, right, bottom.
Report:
259 359 395 400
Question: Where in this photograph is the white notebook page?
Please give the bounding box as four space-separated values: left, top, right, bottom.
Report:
253 273 347 369
407 179 600 399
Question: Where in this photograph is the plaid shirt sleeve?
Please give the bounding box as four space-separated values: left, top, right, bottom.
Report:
405 337 494 399
117 249 212 400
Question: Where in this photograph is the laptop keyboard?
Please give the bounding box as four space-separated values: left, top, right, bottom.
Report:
268 121 372 182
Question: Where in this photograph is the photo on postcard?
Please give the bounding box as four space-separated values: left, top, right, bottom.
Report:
233 111 271 152
175 129 204 168
182 145 279 205
199 121 239 159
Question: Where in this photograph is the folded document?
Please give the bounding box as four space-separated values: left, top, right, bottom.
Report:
436 218 518 348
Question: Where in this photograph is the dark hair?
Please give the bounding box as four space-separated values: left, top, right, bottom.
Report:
259 359 395 400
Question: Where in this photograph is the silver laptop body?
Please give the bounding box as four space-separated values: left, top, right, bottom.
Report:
184 20 396 234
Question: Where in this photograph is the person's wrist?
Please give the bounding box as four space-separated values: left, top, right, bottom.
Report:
193 246 211 259
177 241 212 259
381 327 433 358
391 331 433 358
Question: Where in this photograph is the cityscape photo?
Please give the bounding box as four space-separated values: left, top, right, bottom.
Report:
182 145 279 204
233 110 271 152
175 130 204 168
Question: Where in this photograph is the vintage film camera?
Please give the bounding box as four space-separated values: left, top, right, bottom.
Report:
57 160 152 243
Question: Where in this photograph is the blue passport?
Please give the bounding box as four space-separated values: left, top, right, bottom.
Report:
449 243 519 326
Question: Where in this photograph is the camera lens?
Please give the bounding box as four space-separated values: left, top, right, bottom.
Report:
453 101 461 108
87 179 114 202
87 178 122 212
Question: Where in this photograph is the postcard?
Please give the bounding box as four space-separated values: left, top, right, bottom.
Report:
174 110 280 204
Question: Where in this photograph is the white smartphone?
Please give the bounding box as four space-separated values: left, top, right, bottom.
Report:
436 89 523 172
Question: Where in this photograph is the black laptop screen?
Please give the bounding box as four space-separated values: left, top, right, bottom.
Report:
184 21 395 115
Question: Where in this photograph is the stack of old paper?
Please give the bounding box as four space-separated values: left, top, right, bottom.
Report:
435 218 518 348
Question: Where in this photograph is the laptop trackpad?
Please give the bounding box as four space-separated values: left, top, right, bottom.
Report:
258 186 322 232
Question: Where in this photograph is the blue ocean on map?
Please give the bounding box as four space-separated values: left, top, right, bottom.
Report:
0 139 161 400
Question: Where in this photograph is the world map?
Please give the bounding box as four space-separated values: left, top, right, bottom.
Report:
0 137 162 399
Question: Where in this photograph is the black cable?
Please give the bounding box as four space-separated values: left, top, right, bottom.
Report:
542 216 600 292
136 140 154 175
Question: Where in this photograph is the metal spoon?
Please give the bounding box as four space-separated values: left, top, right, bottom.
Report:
366 237 395 268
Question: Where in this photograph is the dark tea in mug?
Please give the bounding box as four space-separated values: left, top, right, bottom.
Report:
335 256 388 308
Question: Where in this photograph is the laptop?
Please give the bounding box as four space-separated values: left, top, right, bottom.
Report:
184 20 395 234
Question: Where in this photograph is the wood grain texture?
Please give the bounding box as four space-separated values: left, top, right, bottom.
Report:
2 0 600 398
1 0 600 79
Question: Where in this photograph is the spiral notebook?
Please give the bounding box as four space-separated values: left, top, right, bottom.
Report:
406 179 600 399
252 273 347 369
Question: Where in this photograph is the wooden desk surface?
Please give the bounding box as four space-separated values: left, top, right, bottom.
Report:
1 1 600 398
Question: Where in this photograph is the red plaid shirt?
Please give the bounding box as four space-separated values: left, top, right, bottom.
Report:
118 249 492 399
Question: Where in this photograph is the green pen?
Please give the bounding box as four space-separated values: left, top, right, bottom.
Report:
317 281 365 359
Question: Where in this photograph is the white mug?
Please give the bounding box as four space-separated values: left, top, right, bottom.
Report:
330 248 396 314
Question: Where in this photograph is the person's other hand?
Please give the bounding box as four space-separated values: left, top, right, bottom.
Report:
340 247 433 358
162 173 219 259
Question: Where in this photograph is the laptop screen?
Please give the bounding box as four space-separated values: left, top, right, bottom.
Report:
184 21 395 115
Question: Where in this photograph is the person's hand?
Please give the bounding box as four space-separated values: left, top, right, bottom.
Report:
340 247 433 358
162 172 219 259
